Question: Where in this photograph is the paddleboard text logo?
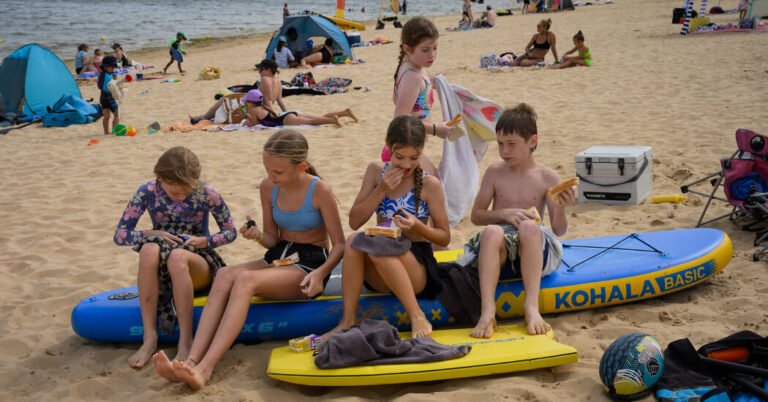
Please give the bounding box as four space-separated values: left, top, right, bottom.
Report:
552 260 717 310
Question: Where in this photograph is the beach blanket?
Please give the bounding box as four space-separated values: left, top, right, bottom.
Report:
434 75 500 227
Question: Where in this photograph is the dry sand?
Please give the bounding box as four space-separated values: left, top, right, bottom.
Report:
1 0 767 400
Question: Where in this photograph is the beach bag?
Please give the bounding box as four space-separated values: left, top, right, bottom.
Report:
480 53 499 68
214 93 245 124
199 66 221 80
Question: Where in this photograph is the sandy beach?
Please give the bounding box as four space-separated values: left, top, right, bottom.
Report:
1 0 767 399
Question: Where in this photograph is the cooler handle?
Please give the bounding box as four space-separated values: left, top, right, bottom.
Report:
577 158 649 187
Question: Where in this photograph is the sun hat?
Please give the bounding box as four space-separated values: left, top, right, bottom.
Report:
278 35 288 43
177 32 187 40
101 55 118 68
242 89 263 103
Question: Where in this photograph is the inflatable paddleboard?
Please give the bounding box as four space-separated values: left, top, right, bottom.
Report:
267 324 577 386
323 15 366 31
71 229 732 343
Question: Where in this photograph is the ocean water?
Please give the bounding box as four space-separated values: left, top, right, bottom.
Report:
0 0 520 60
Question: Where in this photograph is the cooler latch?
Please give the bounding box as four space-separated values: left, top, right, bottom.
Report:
618 158 625 176
586 158 592 175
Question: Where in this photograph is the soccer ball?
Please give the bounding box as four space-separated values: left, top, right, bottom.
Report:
599 333 664 400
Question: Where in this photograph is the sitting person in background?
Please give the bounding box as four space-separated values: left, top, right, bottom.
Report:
189 59 287 124
81 48 104 74
550 31 591 69
511 19 558 67
272 36 297 68
479 5 496 28
300 38 335 68
285 27 306 61
75 43 89 75
112 43 132 67
241 89 357 128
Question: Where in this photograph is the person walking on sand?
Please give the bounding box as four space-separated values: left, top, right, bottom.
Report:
163 32 187 74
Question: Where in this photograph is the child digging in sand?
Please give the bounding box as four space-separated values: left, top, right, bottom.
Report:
467 103 576 339
114 146 237 368
326 115 450 339
153 129 345 390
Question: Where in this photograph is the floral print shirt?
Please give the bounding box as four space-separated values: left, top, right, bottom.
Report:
114 180 236 248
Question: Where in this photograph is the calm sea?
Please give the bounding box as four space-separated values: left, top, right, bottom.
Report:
0 0 520 60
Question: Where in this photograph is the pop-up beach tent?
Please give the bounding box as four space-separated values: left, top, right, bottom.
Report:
0 44 81 117
265 14 356 62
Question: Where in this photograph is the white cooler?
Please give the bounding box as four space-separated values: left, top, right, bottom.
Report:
575 146 653 205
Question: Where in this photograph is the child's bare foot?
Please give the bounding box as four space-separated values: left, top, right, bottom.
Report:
470 314 497 339
322 320 355 342
128 338 157 369
173 359 209 390
333 116 342 127
525 307 551 335
411 315 432 338
153 351 181 382
345 108 359 123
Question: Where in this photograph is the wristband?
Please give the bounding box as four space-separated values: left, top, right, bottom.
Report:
432 123 437 136
253 232 264 243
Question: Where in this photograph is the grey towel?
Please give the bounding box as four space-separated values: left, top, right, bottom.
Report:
314 319 471 369
349 233 412 256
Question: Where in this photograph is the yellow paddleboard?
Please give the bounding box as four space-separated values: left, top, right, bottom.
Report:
267 325 577 386
324 15 366 31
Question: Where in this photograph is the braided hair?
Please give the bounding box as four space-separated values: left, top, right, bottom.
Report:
393 17 439 90
263 129 320 177
386 115 426 217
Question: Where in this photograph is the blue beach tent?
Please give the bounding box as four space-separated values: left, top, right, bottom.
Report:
0 44 81 117
265 14 355 61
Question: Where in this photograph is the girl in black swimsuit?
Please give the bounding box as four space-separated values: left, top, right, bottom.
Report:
512 18 558 67
301 38 336 68
240 89 358 128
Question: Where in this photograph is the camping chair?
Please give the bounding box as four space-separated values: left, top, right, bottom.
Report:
219 93 245 124
681 128 768 261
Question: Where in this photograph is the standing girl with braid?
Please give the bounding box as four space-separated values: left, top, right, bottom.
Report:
153 129 345 390
114 146 237 369
387 17 463 176
328 115 451 338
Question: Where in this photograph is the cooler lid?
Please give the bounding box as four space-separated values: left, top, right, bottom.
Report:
575 146 652 164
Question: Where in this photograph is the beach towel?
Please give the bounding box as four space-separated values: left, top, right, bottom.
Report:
434 75 500 227
314 319 471 369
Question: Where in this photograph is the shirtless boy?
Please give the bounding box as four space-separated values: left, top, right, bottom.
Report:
467 103 576 338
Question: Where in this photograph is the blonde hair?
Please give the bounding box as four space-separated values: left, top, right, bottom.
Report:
540 18 552 30
154 146 201 188
263 129 319 177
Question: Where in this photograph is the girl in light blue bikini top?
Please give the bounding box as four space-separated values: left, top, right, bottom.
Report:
376 162 430 221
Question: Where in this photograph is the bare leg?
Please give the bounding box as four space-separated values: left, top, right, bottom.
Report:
112 109 120 132
321 108 358 123
102 109 112 135
520 58 544 67
517 220 549 335
174 267 306 390
178 62 184 74
471 225 505 339
166 249 212 362
190 98 225 122
163 58 174 74
129 243 161 368
183 262 264 368
367 252 431 338
283 113 341 127
325 235 369 337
